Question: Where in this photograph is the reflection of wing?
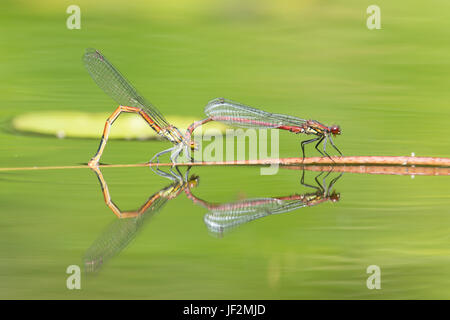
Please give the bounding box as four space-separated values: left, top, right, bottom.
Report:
84 196 168 273
84 165 196 272
203 197 308 235
83 48 170 129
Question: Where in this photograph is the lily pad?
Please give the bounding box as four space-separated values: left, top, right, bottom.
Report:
12 111 228 139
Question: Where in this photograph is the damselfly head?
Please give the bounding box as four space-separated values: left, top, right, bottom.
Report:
188 175 200 188
329 125 341 136
190 140 199 151
330 191 340 202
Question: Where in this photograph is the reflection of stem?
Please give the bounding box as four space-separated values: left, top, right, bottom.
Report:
175 156 450 167
285 165 450 176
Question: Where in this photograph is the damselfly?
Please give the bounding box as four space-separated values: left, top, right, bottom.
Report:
185 170 342 236
187 98 343 159
85 165 198 272
83 48 193 166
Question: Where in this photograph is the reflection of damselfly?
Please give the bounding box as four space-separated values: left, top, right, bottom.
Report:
83 49 194 167
185 170 343 236
187 98 343 160
84 166 198 272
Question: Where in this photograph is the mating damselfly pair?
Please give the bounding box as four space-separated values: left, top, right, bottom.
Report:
83 49 342 166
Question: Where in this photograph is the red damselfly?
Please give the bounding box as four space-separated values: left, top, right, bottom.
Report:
83 48 193 166
187 98 343 160
185 170 342 236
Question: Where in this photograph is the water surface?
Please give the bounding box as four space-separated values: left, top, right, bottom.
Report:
0 0 449 299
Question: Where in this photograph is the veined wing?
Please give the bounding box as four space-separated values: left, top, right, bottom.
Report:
203 197 307 235
205 98 307 129
83 48 170 129
83 195 168 273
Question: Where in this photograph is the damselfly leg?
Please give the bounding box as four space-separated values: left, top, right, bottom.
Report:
327 172 343 193
301 134 337 162
150 146 176 166
315 170 330 192
314 136 327 158
329 134 343 157
301 137 321 161
149 142 187 166
88 105 162 167
300 169 322 192
301 168 343 196
170 143 185 164
151 165 182 182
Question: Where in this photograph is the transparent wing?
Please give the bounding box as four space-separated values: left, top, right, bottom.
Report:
83 195 168 273
205 98 307 129
203 197 307 235
83 48 170 129
83 215 143 273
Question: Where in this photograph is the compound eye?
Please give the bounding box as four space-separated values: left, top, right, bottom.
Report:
330 126 341 135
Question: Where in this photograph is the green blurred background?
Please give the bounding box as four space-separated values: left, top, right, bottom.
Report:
0 0 449 299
